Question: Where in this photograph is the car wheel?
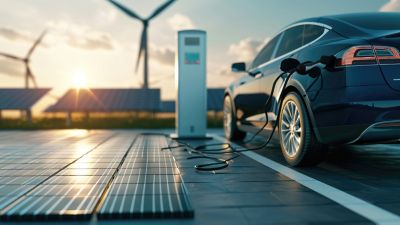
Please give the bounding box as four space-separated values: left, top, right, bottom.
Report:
224 95 246 141
279 92 325 166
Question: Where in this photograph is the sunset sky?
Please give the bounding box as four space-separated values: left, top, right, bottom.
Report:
0 0 398 114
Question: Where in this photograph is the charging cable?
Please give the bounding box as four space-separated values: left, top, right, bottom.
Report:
161 69 294 171
163 56 335 171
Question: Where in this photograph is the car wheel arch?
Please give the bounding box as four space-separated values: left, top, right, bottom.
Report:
224 92 235 110
281 81 324 144
223 92 238 120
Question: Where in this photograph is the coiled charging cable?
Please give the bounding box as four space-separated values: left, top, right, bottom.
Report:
162 57 331 171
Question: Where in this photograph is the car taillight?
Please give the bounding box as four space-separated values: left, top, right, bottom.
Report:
337 45 400 66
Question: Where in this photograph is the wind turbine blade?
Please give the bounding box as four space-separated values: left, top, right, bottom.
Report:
30 74 38 88
147 0 175 20
135 27 147 73
107 0 143 21
26 66 38 88
26 29 47 59
0 52 23 61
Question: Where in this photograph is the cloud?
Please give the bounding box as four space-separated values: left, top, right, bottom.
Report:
168 14 195 31
0 58 24 77
0 27 33 43
0 22 114 51
150 45 174 66
47 21 114 50
216 67 234 77
228 37 269 62
0 27 50 50
211 37 270 80
380 0 400 11
66 32 113 50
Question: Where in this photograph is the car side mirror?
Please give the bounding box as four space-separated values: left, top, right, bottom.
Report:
231 62 246 73
280 58 300 73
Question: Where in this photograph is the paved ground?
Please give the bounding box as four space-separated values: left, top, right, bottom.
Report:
243 137 400 219
0 129 399 225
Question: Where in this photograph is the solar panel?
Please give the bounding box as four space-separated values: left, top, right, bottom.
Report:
0 131 117 221
207 88 225 111
46 88 161 112
160 100 175 113
0 132 193 221
98 135 193 219
0 88 50 110
160 88 225 113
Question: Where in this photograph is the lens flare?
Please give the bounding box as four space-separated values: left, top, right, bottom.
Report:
72 71 88 89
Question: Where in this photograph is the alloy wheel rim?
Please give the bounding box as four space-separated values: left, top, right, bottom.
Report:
224 98 232 137
280 100 302 157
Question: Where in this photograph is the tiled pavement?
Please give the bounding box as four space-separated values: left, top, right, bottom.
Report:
1 130 398 224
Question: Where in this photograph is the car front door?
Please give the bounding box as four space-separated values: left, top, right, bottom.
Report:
234 33 283 128
233 73 263 127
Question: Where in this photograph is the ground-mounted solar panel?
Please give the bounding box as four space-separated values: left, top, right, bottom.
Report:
208 88 225 111
0 88 50 110
0 185 36 211
98 135 193 219
46 88 161 112
0 133 193 221
160 88 225 113
0 132 121 221
160 100 175 113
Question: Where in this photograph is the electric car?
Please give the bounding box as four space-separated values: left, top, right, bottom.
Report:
224 12 400 166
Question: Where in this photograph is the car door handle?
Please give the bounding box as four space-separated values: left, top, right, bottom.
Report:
255 73 263 79
239 81 246 86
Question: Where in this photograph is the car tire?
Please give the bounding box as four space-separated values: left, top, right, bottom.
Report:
279 92 325 166
224 95 246 141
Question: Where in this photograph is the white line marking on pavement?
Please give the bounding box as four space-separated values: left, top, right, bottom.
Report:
213 135 400 225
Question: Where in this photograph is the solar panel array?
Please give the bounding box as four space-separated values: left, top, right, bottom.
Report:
0 131 193 221
46 88 161 112
160 88 225 113
99 135 192 219
0 131 114 220
207 88 225 111
160 100 175 113
0 88 50 110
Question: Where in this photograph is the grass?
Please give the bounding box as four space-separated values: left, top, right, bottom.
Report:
0 116 223 130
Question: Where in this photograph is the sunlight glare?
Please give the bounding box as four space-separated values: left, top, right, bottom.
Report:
70 129 89 138
72 71 88 89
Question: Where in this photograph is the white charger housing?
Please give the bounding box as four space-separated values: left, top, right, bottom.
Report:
174 30 207 138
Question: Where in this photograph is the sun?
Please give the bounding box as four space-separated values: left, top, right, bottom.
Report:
72 71 88 89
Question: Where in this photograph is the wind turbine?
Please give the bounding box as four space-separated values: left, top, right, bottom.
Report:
0 29 47 89
107 0 176 89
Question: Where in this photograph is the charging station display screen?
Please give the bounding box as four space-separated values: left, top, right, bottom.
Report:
185 37 200 46
184 52 200 64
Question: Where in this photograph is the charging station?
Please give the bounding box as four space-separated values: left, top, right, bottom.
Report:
172 30 209 139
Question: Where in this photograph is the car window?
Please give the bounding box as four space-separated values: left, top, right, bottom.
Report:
251 33 281 68
275 25 305 58
303 25 324 45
